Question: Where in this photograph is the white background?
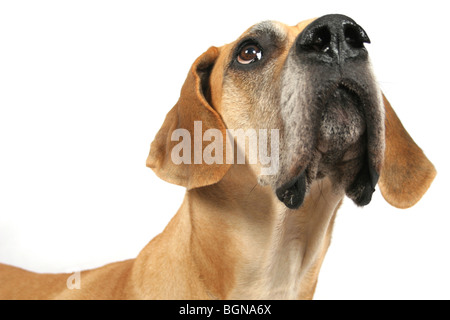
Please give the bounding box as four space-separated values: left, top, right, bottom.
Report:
0 0 448 300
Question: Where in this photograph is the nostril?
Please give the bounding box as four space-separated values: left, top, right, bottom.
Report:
311 27 331 52
299 26 332 52
344 23 371 49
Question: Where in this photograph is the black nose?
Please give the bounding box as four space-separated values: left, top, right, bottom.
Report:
296 14 370 64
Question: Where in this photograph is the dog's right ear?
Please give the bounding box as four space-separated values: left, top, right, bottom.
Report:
147 47 231 190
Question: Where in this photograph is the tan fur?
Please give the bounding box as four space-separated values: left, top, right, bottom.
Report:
379 94 437 208
0 18 435 300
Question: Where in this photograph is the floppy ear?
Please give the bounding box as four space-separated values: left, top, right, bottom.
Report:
146 47 231 190
378 94 436 209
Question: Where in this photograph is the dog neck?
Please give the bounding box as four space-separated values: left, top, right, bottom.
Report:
134 164 344 299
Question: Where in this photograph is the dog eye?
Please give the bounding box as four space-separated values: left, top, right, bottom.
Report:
237 44 263 65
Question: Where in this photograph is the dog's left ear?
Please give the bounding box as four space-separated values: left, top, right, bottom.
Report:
379 94 436 209
147 47 231 190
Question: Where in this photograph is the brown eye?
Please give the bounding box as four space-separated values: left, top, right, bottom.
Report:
237 44 262 65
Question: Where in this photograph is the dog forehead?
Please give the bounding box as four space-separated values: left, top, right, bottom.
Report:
221 19 317 52
245 20 288 39
244 18 317 39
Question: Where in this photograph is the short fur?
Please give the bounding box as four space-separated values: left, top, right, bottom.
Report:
0 16 436 300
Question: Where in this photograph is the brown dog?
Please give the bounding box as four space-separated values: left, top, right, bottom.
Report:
0 15 436 300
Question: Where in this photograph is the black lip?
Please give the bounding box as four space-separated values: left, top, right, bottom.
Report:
345 153 379 206
276 172 307 210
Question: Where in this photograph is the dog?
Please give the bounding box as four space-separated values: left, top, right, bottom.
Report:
0 14 436 299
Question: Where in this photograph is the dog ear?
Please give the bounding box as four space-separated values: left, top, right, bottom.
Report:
147 47 231 190
378 94 436 209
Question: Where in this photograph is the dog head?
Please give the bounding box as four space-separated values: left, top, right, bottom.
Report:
147 14 436 210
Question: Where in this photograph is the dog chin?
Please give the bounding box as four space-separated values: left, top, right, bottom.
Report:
275 155 377 210
274 83 383 210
